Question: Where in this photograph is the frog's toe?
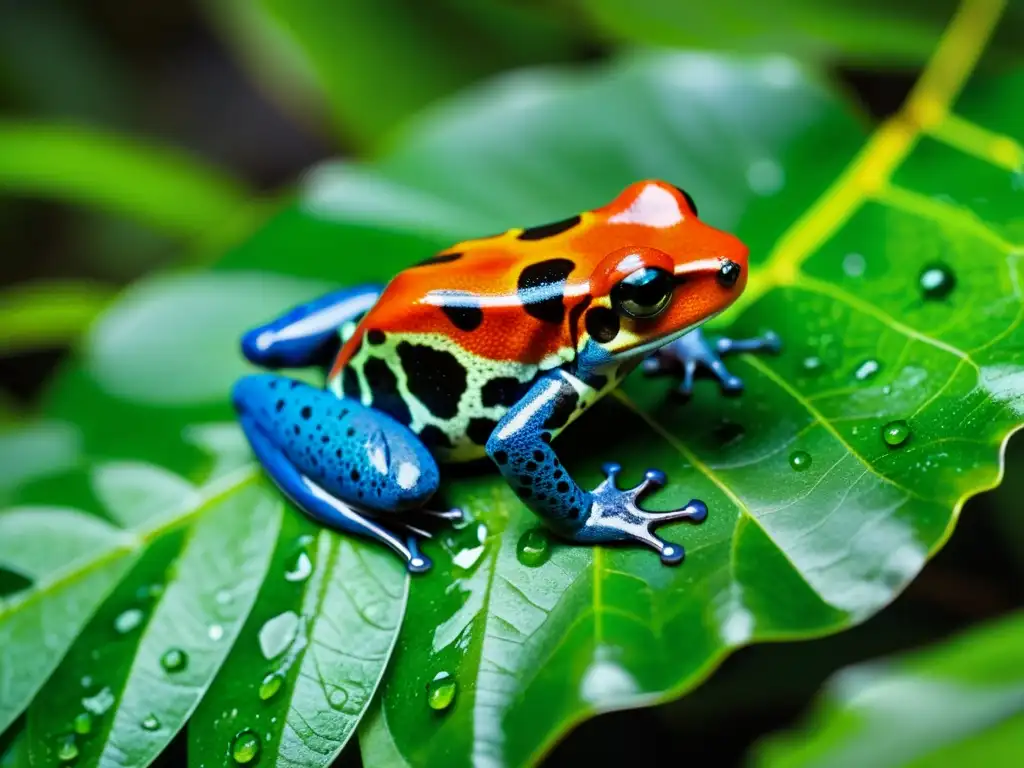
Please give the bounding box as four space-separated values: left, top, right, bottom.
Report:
583 467 707 565
720 373 745 394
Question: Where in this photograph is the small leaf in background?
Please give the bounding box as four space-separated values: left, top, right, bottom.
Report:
0 121 250 239
0 281 113 355
574 0 1024 64
256 0 583 149
755 611 1024 768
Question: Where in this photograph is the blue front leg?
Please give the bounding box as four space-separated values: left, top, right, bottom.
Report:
232 373 440 573
643 327 781 398
486 369 707 564
241 285 382 370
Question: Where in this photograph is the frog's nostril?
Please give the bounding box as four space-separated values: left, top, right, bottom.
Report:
717 259 742 288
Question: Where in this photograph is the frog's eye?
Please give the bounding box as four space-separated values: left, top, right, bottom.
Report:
611 267 674 319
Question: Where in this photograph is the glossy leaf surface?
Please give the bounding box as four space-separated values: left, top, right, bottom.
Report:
756 611 1024 767
2 5 1021 767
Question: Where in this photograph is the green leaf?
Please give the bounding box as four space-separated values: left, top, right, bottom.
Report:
755 611 1024 767
0 121 250 238
25 476 282 768
256 0 581 147
189 518 407 767
574 0 1024 64
0 281 114 354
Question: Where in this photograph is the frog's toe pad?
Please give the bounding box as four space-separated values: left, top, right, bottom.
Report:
585 466 707 565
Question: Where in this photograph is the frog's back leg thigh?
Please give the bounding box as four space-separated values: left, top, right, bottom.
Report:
232 373 439 571
241 284 383 370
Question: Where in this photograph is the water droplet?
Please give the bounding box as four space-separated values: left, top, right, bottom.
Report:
73 712 93 735
258 672 283 701
216 589 234 606
208 624 224 641
231 730 261 764
426 672 457 711
882 420 911 447
854 359 880 381
843 252 866 277
114 608 144 634
57 734 78 763
516 529 551 568
259 611 300 660
80 675 93 689
746 158 785 196
919 264 955 300
82 686 115 716
328 688 348 710
450 523 488 570
285 551 312 583
160 648 188 673
802 356 824 375
789 451 812 471
136 583 164 601
141 714 160 731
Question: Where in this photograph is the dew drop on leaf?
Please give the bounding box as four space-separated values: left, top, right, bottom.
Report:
882 420 911 447
216 589 234 605
258 611 300 660
231 730 261 764
57 734 78 763
141 714 160 731
854 359 880 381
516 529 551 568
114 607 144 634
801 356 824 375
258 672 283 701
919 263 956 300
842 252 866 277
73 712 93 735
789 451 812 471
284 550 312 582
426 672 457 711
160 648 188 673
209 623 225 641
328 688 349 710
82 686 115 716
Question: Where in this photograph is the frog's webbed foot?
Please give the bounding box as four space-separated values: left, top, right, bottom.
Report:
643 328 781 399
578 463 707 565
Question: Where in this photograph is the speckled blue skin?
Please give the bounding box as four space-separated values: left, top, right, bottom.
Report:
234 285 443 572
234 286 779 572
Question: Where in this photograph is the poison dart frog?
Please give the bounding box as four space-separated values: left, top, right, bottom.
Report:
232 181 780 572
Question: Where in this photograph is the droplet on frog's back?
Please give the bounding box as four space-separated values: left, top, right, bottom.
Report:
160 648 188 673
231 730 261 764
516 529 551 568
919 264 955 300
882 420 911 447
789 451 812 471
427 672 457 711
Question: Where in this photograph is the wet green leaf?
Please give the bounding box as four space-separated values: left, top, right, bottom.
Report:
755 611 1024 768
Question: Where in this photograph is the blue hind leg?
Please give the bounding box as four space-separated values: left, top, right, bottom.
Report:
241 284 383 370
233 373 440 573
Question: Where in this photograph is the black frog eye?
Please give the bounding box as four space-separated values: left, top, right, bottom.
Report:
611 267 674 319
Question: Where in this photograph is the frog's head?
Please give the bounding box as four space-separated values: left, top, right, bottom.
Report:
575 181 748 367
